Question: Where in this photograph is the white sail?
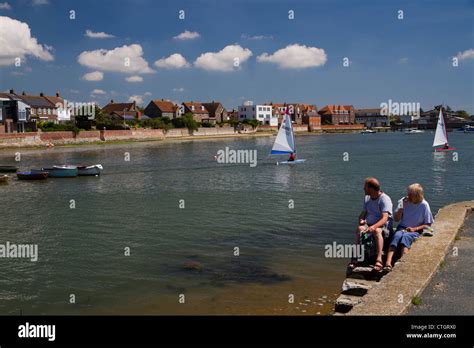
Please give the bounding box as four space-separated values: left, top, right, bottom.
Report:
271 114 295 154
432 109 448 147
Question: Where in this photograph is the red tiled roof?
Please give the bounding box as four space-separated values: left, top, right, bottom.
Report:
183 102 209 114
319 105 354 114
102 101 136 114
150 99 176 113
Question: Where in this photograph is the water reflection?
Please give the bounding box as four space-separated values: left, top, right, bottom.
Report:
432 151 448 193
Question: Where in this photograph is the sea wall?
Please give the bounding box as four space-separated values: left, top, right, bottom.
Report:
0 127 239 148
334 201 474 315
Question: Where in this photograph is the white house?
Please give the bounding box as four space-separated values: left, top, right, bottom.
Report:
238 101 278 126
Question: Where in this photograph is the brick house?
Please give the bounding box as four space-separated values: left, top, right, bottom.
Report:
355 108 389 127
144 99 179 119
182 101 211 123
319 105 355 125
202 102 228 123
102 100 141 120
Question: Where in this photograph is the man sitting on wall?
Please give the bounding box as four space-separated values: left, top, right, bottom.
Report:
349 177 393 272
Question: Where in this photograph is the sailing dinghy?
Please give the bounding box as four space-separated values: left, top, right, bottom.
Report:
271 111 306 165
433 109 455 152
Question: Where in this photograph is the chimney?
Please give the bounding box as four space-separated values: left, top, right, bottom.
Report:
40 92 44 97
22 91 26 96
110 99 114 104
9 89 14 94
56 91 60 97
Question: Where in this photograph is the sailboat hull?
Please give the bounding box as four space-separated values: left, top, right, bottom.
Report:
277 159 307 165
434 147 456 152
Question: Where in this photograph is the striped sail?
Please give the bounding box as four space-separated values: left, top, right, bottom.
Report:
271 113 295 154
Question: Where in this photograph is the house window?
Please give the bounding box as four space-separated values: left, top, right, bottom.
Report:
0 108 2 120
191 105 195 111
48 109 52 115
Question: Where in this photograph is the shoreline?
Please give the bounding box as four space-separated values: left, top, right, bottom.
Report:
0 129 337 152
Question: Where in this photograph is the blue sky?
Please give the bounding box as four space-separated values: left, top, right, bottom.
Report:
1 0 473 112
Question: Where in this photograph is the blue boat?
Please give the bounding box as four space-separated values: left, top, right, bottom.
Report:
17 171 48 180
40 165 78 178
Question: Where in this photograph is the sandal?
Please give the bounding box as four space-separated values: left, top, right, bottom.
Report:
383 265 392 272
373 260 383 272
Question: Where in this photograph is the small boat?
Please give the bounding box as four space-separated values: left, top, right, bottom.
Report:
41 165 78 178
433 109 456 152
463 125 474 133
271 109 306 165
361 129 376 134
77 164 103 176
277 159 307 165
17 171 48 180
405 129 425 134
0 174 9 183
0 165 18 173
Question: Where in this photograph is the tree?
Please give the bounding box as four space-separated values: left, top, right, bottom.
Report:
172 112 198 132
455 110 470 119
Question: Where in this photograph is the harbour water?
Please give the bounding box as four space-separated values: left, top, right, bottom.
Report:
0 132 473 315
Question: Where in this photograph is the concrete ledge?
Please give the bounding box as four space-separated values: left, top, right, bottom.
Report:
346 200 474 315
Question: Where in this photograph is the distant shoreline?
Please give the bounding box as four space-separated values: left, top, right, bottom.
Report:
0 128 344 152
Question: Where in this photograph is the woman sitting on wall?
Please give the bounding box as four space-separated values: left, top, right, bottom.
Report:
383 183 434 271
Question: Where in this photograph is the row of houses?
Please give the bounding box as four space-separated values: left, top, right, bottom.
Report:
0 89 71 133
2 89 472 133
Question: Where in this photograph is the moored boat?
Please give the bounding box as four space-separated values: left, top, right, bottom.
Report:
41 165 78 178
361 129 376 134
0 174 9 183
77 164 103 176
405 129 425 134
17 171 49 180
0 165 18 173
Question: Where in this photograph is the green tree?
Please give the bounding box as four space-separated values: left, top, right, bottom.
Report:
172 112 198 132
455 110 470 119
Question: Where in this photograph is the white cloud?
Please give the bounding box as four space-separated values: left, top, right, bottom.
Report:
91 89 106 95
0 16 53 66
82 71 104 81
173 87 185 92
32 0 48 5
154 53 190 69
128 95 143 105
69 89 80 94
241 34 273 40
456 48 474 61
194 45 252 72
174 30 200 40
144 92 152 96
0 2 11 10
398 57 409 64
85 29 115 39
125 75 143 83
257 44 327 69
78 44 154 74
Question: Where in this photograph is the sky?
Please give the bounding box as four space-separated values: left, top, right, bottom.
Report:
0 0 473 113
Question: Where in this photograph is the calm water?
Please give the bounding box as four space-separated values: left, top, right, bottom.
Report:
0 132 473 315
